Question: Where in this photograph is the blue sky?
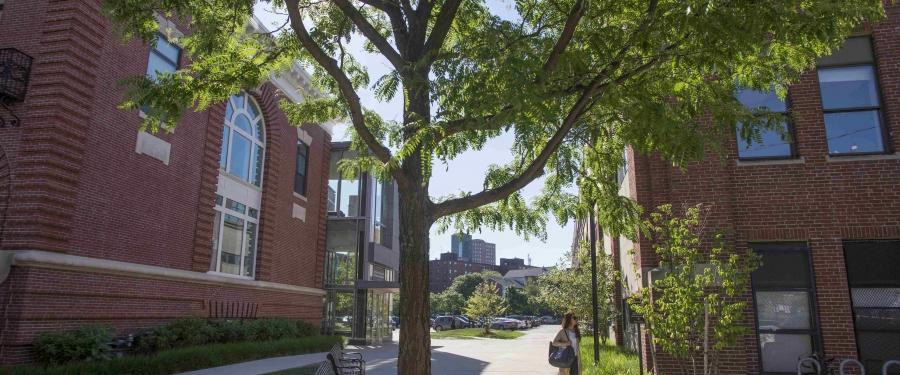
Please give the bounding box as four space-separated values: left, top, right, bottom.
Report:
254 1 573 267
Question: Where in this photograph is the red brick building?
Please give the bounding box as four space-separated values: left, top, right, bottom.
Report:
602 4 900 374
0 2 330 364
429 252 501 293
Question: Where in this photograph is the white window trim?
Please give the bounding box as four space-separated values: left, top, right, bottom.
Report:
221 95 266 187
211 198 260 278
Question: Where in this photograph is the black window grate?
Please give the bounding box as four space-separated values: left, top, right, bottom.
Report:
0 48 33 102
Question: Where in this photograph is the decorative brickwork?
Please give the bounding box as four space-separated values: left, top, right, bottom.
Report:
624 3 900 373
0 0 330 364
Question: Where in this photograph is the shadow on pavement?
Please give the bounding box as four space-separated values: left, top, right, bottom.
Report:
352 341 490 375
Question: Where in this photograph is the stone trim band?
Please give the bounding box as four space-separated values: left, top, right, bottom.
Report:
0 250 325 296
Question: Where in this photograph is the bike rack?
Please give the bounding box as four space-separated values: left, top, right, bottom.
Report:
838 358 865 375
798 357 822 375
884 360 900 375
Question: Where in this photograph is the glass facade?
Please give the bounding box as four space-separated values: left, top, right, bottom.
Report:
323 145 399 344
328 150 362 217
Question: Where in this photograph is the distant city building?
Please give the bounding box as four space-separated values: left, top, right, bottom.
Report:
500 257 526 269
439 251 459 261
450 233 473 261
470 239 496 265
502 267 551 289
449 233 496 265
428 258 500 293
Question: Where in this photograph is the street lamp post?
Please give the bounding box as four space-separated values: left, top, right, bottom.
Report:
588 209 600 364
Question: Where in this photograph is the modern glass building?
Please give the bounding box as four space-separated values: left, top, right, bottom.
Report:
322 142 400 344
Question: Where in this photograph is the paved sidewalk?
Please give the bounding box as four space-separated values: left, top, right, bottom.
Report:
362 325 559 375
175 351 326 375
176 325 559 375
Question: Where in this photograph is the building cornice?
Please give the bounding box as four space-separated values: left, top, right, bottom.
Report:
0 250 325 297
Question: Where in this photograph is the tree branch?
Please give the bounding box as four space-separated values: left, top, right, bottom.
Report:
541 0 586 75
423 0 462 61
358 0 410 56
285 0 406 185
331 0 406 69
432 74 608 219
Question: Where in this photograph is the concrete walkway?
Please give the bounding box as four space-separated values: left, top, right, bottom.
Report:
175 351 326 375
177 325 560 375
363 325 559 375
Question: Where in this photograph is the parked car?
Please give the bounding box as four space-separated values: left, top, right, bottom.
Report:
433 315 463 331
525 316 541 326
506 315 530 329
490 318 519 330
454 315 475 328
541 315 559 325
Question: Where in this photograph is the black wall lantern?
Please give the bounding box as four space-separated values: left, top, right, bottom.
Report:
0 47 33 128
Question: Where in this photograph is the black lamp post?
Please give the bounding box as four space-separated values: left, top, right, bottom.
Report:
588 208 600 364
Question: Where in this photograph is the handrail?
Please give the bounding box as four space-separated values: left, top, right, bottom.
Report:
883 360 900 375
798 357 822 375
838 358 865 375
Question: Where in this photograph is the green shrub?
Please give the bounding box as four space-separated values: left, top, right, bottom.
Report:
245 319 315 341
32 325 114 366
134 316 220 353
133 317 317 354
4 336 343 375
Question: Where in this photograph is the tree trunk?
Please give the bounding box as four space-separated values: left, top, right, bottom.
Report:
397 74 433 375
397 186 432 375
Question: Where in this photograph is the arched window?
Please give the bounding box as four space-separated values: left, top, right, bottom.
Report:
219 93 265 186
212 92 264 278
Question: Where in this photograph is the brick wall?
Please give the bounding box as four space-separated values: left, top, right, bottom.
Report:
627 3 900 373
0 0 329 364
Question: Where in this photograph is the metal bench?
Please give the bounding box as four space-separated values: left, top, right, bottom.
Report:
314 361 336 375
327 343 365 375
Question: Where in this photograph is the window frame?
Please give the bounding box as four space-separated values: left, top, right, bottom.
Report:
148 32 181 74
816 36 891 156
843 240 900 374
294 140 309 196
220 93 266 187
210 194 260 279
750 242 823 375
734 89 798 161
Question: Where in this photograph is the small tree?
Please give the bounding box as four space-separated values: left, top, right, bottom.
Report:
429 290 465 315
536 241 617 338
629 204 760 375
464 281 507 334
447 271 501 300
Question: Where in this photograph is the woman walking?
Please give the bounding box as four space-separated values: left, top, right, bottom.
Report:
551 312 582 375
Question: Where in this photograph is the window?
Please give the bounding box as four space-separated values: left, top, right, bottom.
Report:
294 140 309 196
844 240 900 375
210 195 259 277
617 147 629 184
325 220 361 286
817 37 887 155
146 33 180 80
219 93 265 186
735 88 794 159
751 243 820 374
327 149 363 217
373 179 393 247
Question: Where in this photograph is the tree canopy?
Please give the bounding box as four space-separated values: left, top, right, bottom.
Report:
100 0 885 373
102 0 882 238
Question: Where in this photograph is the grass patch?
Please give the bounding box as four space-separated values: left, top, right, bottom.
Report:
431 328 524 340
0 336 342 375
579 337 641 375
263 364 320 375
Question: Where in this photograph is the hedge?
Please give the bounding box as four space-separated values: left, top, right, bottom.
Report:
0 335 343 375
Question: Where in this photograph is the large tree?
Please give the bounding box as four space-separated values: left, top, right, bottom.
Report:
102 0 883 373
